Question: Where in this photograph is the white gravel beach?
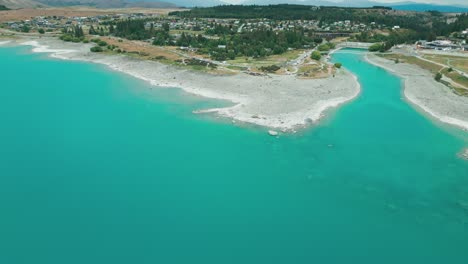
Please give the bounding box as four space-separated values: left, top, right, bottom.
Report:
366 53 468 131
2 37 361 130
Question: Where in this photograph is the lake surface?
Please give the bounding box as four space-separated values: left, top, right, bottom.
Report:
0 46 467 264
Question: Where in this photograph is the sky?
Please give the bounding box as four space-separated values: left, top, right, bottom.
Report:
222 0 468 6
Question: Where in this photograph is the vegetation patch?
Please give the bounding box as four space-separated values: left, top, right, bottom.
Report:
377 54 443 74
259 65 281 73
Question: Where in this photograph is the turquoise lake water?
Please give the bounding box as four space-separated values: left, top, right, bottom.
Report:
0 46 467 263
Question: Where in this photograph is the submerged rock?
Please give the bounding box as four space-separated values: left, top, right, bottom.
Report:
460 148 468 160
268 130 279 136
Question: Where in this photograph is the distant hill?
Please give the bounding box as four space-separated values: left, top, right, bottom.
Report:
125 0 227 8
3 0 468 13
0 0 182 9
37 0 126 8
0 0 46 8
389 3 468 13
238 1 468 12
125 1 177 8
37 0 178 8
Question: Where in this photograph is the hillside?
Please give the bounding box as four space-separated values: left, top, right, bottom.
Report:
0 0 182 9
125 0 227 8
390 3 468 13
0 0 46 8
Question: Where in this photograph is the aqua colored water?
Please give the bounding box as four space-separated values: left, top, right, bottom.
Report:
0 46 467 264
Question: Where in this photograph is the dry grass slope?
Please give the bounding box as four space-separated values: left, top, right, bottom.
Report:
0 0 45 9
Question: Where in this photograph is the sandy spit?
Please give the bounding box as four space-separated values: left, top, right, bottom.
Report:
3 37 361 130
366 53 468 131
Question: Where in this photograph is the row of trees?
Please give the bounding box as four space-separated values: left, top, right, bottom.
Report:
180 28 319 60
60 25 86 43
171 4 465 42
111 20 171 41
105 19 320 61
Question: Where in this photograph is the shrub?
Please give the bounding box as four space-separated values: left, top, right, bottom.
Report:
259 65 281 73
317 42 335 52
21 25 30 33
448 67 453 72
434 72 442 82
38 28 45 34
90 46 103 52
369 43 382 52
311 51 321 61
334 63 342 69
98 40 108 47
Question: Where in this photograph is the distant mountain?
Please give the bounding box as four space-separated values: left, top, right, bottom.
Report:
238 0 364 7
125 1 177 8
0 0 46 8
38 0 125 8
148 0 227 7
38 0 177 8
4 0 468 13
388 2 468 13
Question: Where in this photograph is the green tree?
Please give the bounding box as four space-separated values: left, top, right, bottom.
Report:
334 62 342 68
311 51 321 61
89 25 97 35
38 28 45 34
21 25 30 33
434 72 442 82
368 43 382 52
163 22 170 32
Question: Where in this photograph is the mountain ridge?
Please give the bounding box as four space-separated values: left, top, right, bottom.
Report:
2 0 468 12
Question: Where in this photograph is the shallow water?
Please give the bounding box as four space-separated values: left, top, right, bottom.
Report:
0 47 467 264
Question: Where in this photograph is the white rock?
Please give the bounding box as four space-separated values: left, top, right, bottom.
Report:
268 130 279 136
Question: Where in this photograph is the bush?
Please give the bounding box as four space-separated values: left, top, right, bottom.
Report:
317 42 335 52
259 65 281 73
82 39 89 43
317 44 330 52
311 51 321 61
21 25 31 33
60 34 84 43
334 63 342 69
90 46 103 52
434 72 442 82
448 67 453 72
38 28 45 34
98 40 108 47
369 43 382 52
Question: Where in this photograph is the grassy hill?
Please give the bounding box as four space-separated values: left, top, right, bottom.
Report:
0 0 46 8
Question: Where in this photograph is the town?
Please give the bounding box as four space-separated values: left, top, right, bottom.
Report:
1 5 467 87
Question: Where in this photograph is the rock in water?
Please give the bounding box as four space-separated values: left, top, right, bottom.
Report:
462 149 468 160
268 130 279 136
